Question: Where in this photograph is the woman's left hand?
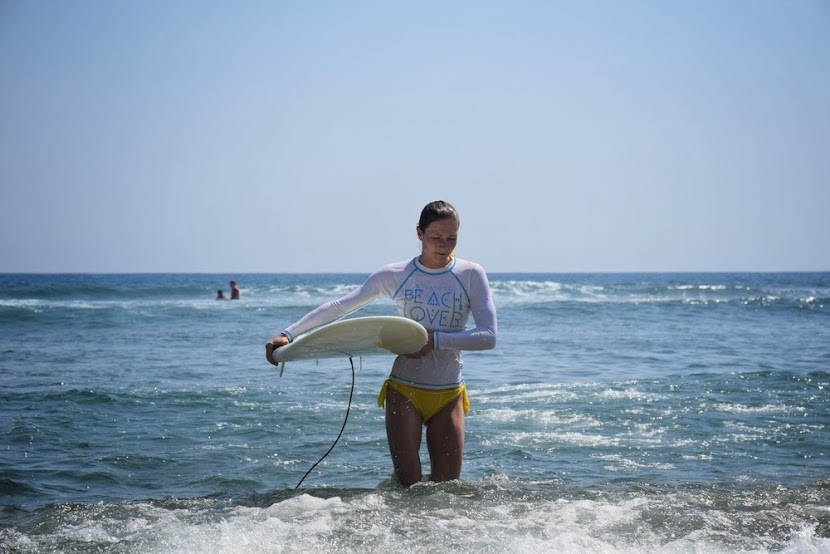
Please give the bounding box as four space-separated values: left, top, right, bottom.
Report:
405 332 434 359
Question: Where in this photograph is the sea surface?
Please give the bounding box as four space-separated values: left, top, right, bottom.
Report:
1 272 829 553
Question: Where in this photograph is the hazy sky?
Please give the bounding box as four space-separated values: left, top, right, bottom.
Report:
1 1 828 273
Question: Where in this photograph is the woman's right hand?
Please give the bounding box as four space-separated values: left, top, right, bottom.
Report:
265 333 290 366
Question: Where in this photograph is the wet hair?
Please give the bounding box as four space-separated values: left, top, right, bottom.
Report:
417 200 460 232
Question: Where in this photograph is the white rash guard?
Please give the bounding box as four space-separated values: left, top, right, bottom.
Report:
281 257 497 389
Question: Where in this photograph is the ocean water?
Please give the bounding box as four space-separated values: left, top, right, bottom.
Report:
1 272 829 553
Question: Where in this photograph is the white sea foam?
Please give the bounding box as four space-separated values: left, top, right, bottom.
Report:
476 407 602 429
475 383 583 403
712 402 803 415
7 486 828 554
597 388 668 402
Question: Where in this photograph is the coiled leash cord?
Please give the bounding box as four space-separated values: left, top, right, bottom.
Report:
295 356 356 489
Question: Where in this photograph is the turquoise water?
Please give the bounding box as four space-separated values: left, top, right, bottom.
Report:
1 272 829 552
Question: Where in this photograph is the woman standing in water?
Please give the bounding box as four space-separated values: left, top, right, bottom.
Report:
266 201 497 487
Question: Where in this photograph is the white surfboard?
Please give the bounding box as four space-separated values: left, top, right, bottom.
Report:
272 316 427 364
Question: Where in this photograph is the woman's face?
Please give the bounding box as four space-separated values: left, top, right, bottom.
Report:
417 218 459 267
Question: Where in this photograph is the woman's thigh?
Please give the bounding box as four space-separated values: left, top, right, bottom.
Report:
425 395 465 481
385 387 424 486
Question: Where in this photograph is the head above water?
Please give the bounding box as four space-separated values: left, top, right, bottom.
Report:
417 200 460 232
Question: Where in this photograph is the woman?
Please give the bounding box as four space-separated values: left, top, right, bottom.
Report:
265 200 497 487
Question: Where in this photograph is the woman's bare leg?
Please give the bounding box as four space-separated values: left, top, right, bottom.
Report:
426 394 465 482
385 387 424 487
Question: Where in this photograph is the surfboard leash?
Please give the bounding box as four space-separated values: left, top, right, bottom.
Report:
295 356 356 489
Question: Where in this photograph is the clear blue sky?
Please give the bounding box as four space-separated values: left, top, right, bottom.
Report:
1 1 828 273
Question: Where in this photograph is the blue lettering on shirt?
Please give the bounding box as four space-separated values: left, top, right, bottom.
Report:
401 286 465 329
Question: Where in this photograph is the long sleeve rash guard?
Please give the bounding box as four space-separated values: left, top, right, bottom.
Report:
282 257 497 389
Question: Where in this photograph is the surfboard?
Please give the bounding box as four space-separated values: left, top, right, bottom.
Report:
272 316 427 364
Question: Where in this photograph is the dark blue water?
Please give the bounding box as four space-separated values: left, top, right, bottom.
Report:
1 273 829 552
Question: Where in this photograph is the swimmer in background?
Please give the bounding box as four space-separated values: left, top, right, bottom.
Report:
216 290 226 300
230 280 240 300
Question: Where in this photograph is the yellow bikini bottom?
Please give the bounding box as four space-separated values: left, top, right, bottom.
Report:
377 379 469 423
